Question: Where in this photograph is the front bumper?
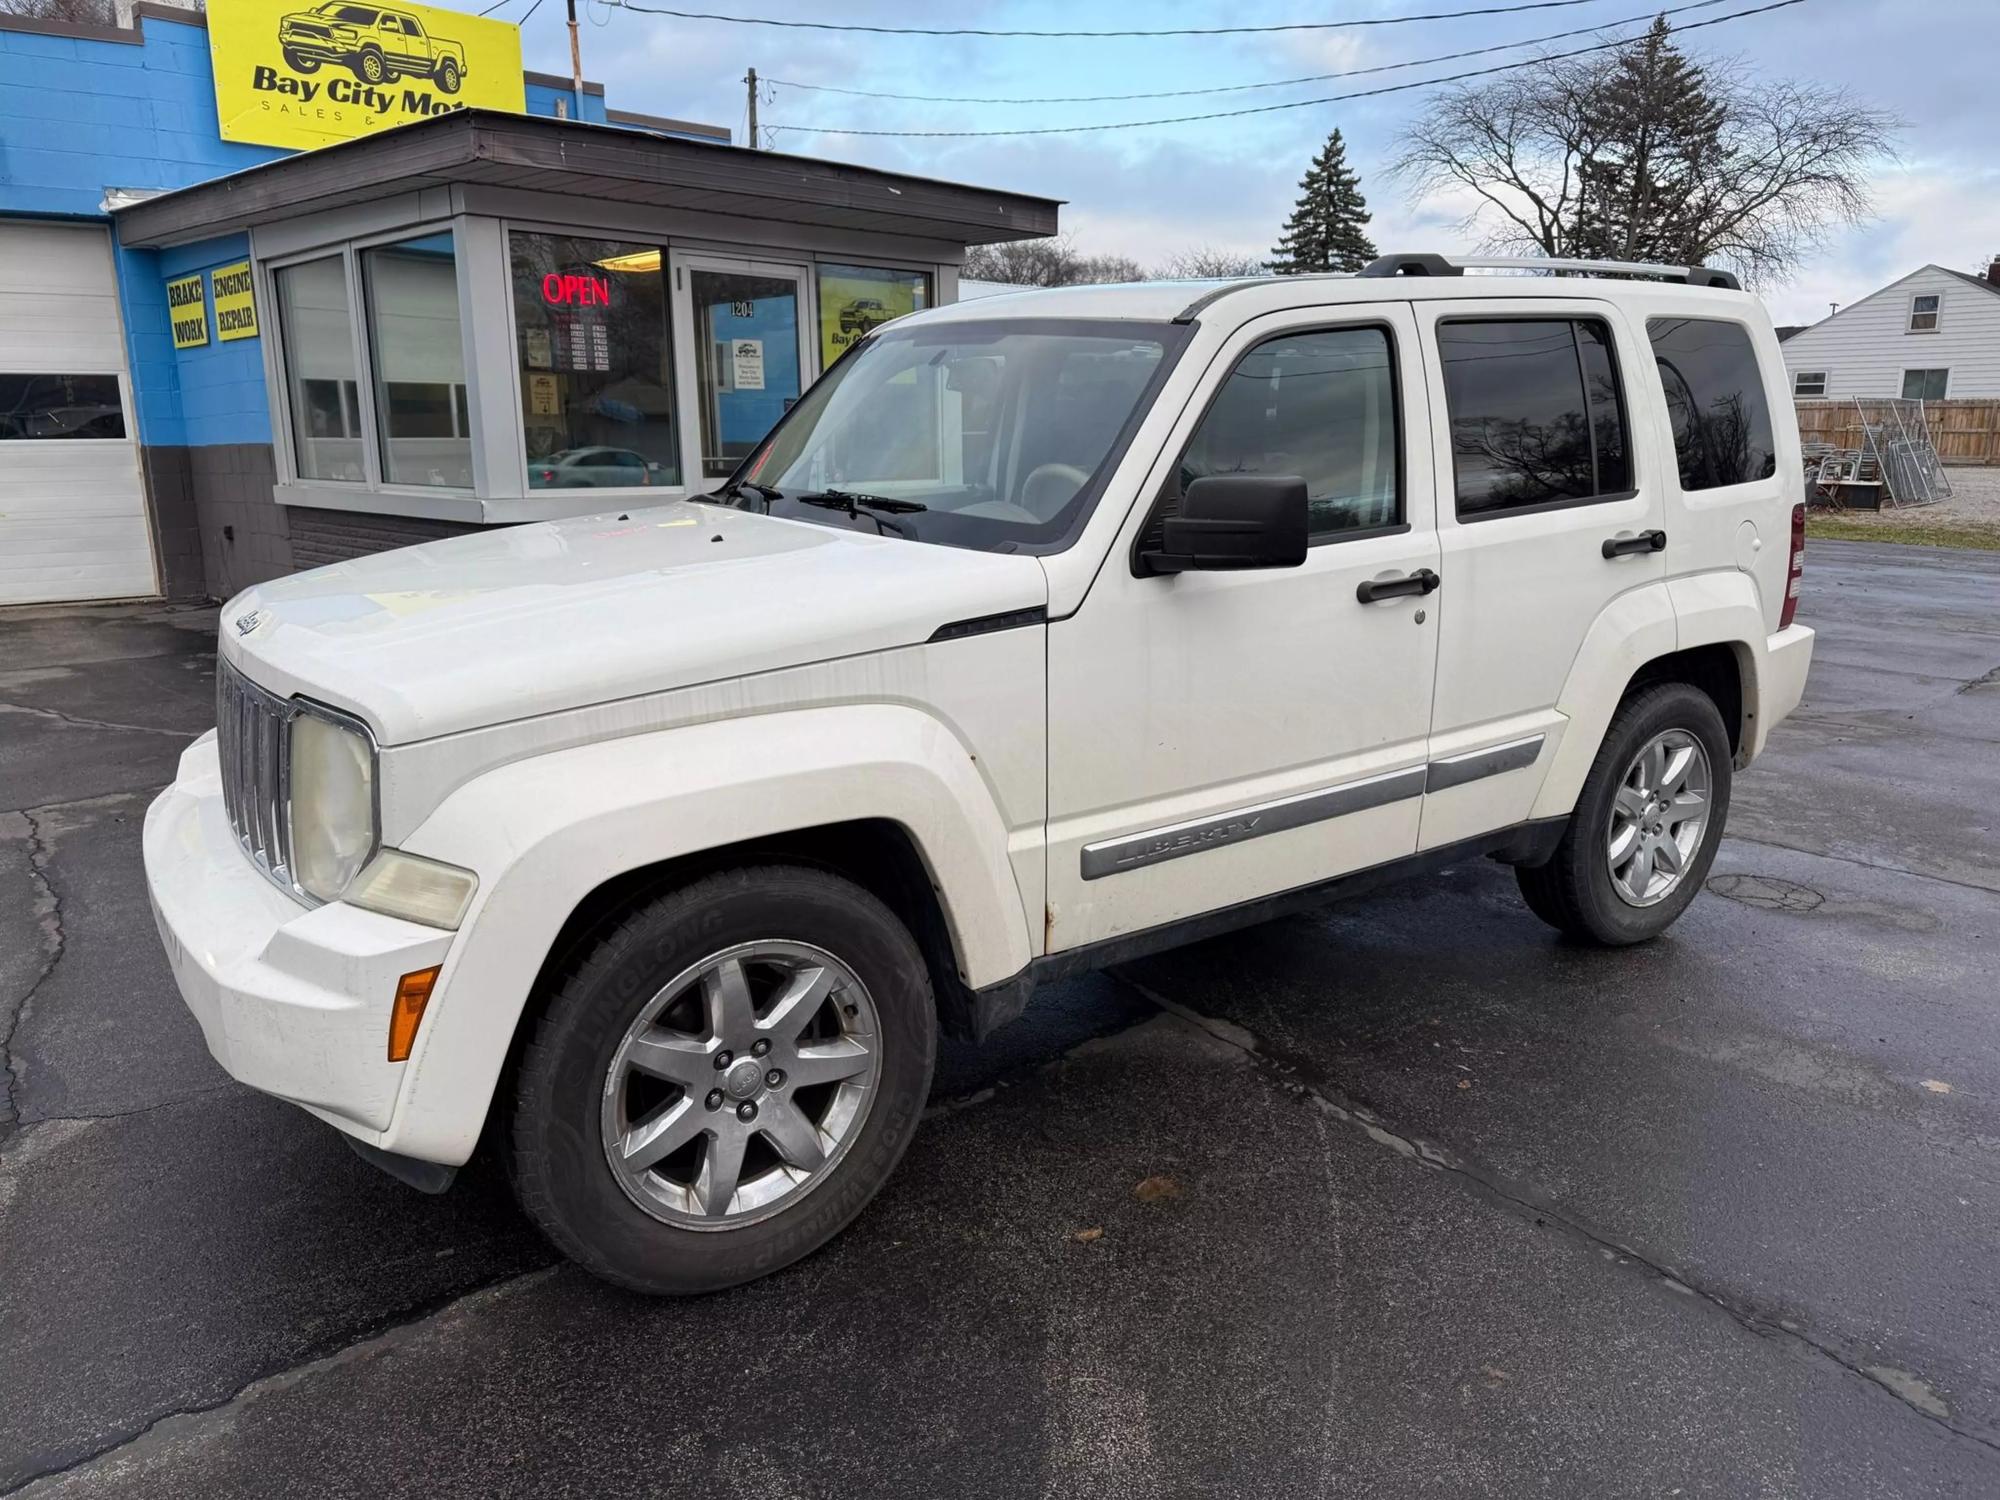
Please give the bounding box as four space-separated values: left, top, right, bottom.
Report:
144 734 457 1149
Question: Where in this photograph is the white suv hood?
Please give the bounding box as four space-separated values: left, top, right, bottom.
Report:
220 501 1049 745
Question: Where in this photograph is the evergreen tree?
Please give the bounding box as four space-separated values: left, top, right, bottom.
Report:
1270 129 1377 274
1573 17 1729 264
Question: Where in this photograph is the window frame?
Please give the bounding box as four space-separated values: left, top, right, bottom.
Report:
1901 367 1949 401
265 219 475 496
1141 318 1410 563
1436 313 1639 524
1792 370 1828 398
1907 293 1942 334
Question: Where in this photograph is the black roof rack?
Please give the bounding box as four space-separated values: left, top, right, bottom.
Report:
1361 253 1742 291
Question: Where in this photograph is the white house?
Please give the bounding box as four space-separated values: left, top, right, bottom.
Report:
1781 262 2000 402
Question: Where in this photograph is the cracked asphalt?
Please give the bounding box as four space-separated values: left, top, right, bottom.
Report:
2 539 1998 1498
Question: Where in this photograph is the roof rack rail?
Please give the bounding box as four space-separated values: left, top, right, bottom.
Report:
1360 253 1741 292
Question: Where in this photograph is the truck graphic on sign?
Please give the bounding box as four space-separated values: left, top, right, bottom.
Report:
277 3 467 91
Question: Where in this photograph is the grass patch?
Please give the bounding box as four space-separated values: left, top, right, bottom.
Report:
1807 514 2000 551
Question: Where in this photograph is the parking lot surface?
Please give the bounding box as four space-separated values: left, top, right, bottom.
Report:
3 539 1998 1497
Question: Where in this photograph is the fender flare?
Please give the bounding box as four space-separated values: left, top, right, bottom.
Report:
1666 570 1771 760
383 704 1035 1165
1530 583 1678 821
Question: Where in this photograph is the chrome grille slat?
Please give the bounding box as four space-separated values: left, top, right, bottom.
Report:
216 657 297 897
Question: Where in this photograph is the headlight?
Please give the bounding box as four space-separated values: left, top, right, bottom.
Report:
289 707 377 902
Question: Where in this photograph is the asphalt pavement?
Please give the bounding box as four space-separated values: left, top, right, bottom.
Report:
2 539 1997 1497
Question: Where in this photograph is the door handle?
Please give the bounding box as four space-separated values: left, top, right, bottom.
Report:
1355 568 1440 603
1602 529 1667 559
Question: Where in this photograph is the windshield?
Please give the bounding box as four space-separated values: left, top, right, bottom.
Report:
718 317 1188 553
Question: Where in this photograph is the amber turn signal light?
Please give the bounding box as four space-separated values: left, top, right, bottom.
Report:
388 966 442 1062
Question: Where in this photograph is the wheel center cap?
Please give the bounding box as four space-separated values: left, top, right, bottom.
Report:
724 1058 764 1100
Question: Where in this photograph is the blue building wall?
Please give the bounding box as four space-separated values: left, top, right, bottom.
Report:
1 8 617 452
1 5 701 597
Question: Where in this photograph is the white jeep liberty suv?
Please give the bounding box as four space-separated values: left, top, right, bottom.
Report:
146 254 1814 1294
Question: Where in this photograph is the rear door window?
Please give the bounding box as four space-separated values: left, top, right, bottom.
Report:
1437 318 1630 518
1646 317 1777 491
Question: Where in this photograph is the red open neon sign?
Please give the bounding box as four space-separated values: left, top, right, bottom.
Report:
543 273 612 306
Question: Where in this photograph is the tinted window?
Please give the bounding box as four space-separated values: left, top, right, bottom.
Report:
1646 317 1777 491
1179 327 1399 535
0 374 125 440
1439 319 1630 517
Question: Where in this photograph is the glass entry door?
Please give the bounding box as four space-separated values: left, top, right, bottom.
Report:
671 254 812 484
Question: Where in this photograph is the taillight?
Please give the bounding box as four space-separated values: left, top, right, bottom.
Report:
1779 502 1805 630
538 469 555 483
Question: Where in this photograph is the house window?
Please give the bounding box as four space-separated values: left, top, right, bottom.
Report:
1908 293 1941 333
1437 318 1630 517
1902 368 1949 401
362 232 471 489
509 231 681 489
1792 371 1828 398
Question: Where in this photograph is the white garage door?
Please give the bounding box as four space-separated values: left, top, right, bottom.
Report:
0 222 156 605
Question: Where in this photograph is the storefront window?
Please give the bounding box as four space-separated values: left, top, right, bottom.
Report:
274 256 363 482
362 232 471 489
510 231 680 489
816 263 930 369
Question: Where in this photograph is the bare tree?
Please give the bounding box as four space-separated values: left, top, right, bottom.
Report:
0 0 118 21
963 234 1147 287
1161 246 1269 279
1393 21 1897 287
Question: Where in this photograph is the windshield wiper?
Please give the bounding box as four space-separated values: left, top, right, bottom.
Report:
794 489 929 516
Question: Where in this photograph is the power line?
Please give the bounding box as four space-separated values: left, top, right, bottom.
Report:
765 0 1805 139
764 0 1732 105
608 0 1666 40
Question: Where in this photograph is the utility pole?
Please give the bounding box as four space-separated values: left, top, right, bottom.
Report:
567 0 585 118
746 68 759 149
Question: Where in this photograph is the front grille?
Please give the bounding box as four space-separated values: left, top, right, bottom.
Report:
216 657 298 894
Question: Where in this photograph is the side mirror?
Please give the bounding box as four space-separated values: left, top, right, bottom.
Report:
1142 475 1309 575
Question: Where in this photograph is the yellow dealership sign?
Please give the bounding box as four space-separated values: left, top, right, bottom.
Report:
211 261 260 341
208 0 525 151
167 273 209 349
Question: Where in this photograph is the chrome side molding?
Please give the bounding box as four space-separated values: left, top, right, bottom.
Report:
1424 734 1546 793
1080 733 1548 880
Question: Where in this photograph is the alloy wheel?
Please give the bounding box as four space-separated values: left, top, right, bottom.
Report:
599 940 880 1229
1606 728 1712 907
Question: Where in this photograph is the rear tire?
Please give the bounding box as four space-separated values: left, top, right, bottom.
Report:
509 865 935 1295
435 57 462 93
1515 681 1732 945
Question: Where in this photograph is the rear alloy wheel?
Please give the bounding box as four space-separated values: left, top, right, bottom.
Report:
1515 681 1732 945
510 866 935 1294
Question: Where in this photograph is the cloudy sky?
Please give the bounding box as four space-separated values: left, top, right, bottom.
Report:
460 0 2000 325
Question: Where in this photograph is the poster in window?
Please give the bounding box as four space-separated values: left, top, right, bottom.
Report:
732 339 766 391
817 265 930 368
527 372 560 416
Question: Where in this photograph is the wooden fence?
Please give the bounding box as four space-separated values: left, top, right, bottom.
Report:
1794 399 2000 466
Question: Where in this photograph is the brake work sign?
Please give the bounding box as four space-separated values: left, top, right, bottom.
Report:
208 0 526 151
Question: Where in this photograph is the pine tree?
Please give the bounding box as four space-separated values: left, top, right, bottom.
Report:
1270 129 1377 274
1573 17 1729 264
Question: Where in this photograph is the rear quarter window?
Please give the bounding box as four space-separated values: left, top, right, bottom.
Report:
1646 317 1777 491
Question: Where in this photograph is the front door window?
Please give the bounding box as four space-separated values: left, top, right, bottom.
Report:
687 268 804 482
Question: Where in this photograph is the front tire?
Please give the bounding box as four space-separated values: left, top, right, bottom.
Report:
1515 681 1732 945
353 48 386 84
435 57 462 93
509 866 936 1295
284 51 321 73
